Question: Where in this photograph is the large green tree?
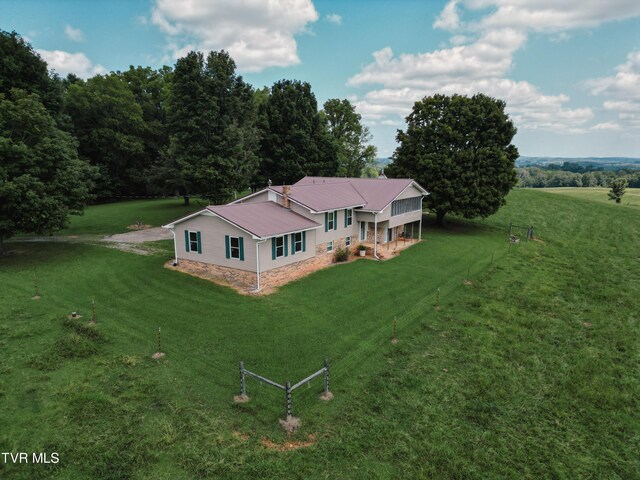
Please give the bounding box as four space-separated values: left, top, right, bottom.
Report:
322 98 377 177
164 51 259 204
117 65 172 192
258 79 338 185
65 74 147 197
388 93 518 225
0 30 63 118
0 89 95 253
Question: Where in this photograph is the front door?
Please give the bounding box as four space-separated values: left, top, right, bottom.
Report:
387 228 393 242
360 221 367 241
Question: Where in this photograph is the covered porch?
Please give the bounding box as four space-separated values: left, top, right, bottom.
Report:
356 219 422 260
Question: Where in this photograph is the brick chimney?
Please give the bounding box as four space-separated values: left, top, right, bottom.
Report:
282 186 291 209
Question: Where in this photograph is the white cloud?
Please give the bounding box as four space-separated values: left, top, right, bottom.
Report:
353 79 593 133
325 13 342 26
349 0 640 137
587 51 640 100
591 122 622 131
36 50 106 78
473 0 640 33
587 51 640 129
149 0 318 72
64 25 84 42
449 34 469 45
433 0 461 30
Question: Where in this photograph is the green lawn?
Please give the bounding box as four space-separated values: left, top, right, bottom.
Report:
0 189 638 479
539 186 640 207
56 198 204 235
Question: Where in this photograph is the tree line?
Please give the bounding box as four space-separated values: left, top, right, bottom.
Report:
2 29 526 247
1 31 377 202
0 30 378 251
516 167 640 188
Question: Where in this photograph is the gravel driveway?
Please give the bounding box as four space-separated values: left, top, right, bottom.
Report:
102 227 172 244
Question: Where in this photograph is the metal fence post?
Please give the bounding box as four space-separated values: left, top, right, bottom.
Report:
239 361 246 399
285 382 292 418
324 358 330 395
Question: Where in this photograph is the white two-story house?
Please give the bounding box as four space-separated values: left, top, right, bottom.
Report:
163 176 427 291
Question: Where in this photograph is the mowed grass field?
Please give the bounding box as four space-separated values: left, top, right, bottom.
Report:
56 198 204 236
0 190 638 479
540 186 640 208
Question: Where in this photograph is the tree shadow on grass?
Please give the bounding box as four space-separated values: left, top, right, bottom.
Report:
423 213 506 237
0 241 99 269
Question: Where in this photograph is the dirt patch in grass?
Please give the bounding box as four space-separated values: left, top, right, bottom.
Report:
105 243 158 256
278 416 301 433
232 431 250 441
262 433 316 451
320 391 334 401
127 223 152 231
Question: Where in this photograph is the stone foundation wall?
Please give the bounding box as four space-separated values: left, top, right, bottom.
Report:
171 233 416 295
367 223 386 244
175 259 256 291
174 240 356 295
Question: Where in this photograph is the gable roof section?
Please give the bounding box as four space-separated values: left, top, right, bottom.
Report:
206 202 321 239
270 182 366 213
294 177 427 212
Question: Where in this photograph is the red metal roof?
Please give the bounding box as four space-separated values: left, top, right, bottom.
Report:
207 202 321 238
292 177 426 212
271 182 366 212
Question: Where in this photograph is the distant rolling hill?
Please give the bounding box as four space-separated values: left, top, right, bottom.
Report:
518 156 640 170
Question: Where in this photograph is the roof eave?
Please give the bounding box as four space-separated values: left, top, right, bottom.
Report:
260 224 323 240
161 208 209 229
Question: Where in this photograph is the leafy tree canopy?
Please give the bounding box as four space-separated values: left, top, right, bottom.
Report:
0 89 96 253
608 177 628 203
165 51 259 204
65 74 148 197
388 93 518 224
322 98 377 178
258 79 337 186
0 30 63 116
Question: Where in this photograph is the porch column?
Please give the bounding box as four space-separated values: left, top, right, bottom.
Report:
374 214 378 258
419 216 422 241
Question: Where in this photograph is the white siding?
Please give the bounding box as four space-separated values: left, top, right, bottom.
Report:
258 230 318 271
176 214 257 272
236 190 270 205
375 184 424 221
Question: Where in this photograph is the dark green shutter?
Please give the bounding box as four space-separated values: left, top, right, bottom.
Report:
344 209 347 227
239 237 244 261
284 235 288 257
334 210 338 230
271 238 276 260
225 235 230 259
291 234 295 255
184 230 190 252
302 231 306 252
196 231 202 254
325 212 329 232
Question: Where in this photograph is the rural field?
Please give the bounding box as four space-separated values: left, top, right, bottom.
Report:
540 186 640 207
0 189 638 479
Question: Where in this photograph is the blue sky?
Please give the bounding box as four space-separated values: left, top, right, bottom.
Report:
3 0 640 158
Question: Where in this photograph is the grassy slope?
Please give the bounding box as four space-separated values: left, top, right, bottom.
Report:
539 187 640 208
0 190 638 479
56 198 203 235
